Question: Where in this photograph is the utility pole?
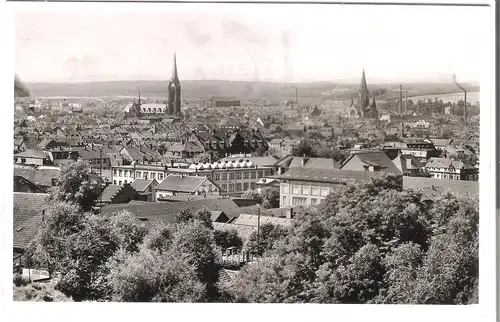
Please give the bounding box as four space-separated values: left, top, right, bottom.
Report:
257 205 261 259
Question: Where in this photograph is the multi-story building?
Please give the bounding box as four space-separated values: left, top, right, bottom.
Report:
276 167 399 208
188 156 278 196
111 162 193 186
341 151 403 175
424 157 478 181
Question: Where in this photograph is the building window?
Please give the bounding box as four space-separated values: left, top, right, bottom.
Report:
119 181 122 185
158 173 164 180
152 172 156 180
114 169 118 176
292 197 307 206
235 183 242 192
257 171 263 178
220 183 227 192
215 173 220 180
229 172 234 180
243 182 249 191
124 180 128 184
265 170 272 176
321 188 330 197
113 180 117 185
243 172 249 179
118 170 123 177
292 185 300 194
302 187 310 195
235 172 242 179
250 182 256 190
282 196 288 207
311 187 320 196
228 184 234 192
221 173 227 180
136 171 142 178
282 185 289 194
124 170 128 177
311 198 318 205
144 172 149 180
250 171 256 179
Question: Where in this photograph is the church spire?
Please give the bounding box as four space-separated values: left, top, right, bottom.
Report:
371 97 376 109
359 69 369 109
172 51 179 82
138 89 141 105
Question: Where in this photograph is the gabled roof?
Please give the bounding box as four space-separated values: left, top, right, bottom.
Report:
131 179 158 193
392 154 424 173
13 192 49 249
155 175 208 193
14 150 49 159
13 175 45 193
289 157 339 169
341 151 402 174
99 184 123 203
425 157 474 169
275 167 399 184
14 166 61 187
101 198 241 222
403 176 478 200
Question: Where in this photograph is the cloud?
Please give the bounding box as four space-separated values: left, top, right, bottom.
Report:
183 22 213 47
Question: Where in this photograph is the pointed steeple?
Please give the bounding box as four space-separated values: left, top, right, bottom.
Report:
359 69 369 109
171 51 179 82
371 97 377 109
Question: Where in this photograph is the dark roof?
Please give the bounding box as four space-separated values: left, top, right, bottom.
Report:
13 175 45 193
155 175 208 193
13 192 49 249
131 179 157 193
14 166 61 187
275 167 399 184
99 184 123 203
403 176 478 199
101 198 241 221
341 151 403 174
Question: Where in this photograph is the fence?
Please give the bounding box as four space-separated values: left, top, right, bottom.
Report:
216 247 257 269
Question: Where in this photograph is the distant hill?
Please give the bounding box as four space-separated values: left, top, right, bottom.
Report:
25 80 479 103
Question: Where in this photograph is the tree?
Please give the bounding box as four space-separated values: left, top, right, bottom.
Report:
247 223 287 255
260 187 280 209
291 140 316 157
214 229 243 249
48 161 101 212
242 191 263 204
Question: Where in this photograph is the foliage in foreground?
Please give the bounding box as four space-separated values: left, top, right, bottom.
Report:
221 177 478 304
25 164 478 304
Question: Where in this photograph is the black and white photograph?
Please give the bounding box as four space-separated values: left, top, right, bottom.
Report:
2 0 497 319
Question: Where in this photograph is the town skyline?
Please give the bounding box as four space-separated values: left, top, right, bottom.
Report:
14 4 487 84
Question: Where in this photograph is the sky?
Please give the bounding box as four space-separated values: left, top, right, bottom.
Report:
13 3 490 84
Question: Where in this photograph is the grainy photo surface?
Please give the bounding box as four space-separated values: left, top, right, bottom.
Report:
12 3 484 304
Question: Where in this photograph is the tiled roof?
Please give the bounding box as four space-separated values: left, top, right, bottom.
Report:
155 175 207 193
13 176 45 193
99 184 123 203
425 157 474 169
212 222 257 242
131 179 157 193
233 213 293 228
13 192 49 249
101 198 241 222
14 166 61 187
275 167 399 184
403 176 478 199
342 151 403 174
289 157 338 169
14 150 48 159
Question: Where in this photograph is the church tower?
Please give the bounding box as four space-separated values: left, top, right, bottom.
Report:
167 52 181 115
358 69 370 109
